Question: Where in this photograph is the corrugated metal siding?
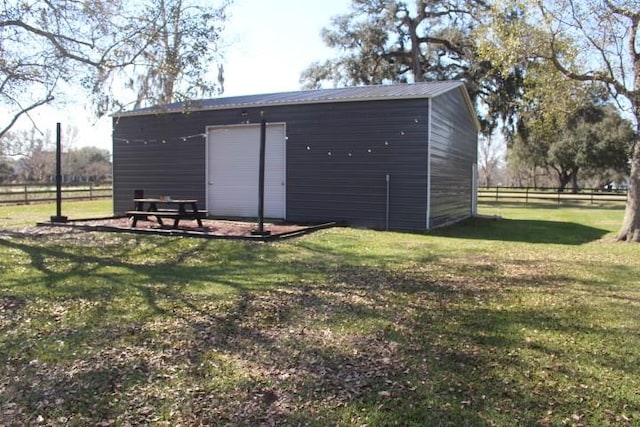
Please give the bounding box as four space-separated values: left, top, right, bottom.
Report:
113 99 429 230
112 114 207 215
428 88 478 228
285 100 428 230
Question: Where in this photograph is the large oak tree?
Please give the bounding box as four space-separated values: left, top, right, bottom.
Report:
512 103 634 192
299 0 518 133
480 0 640 241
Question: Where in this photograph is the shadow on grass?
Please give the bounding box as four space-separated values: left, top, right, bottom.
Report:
0 230 638 425
431 217 609 244
480 200 627 211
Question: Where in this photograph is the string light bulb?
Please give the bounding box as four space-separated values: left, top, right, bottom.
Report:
113 132 207 145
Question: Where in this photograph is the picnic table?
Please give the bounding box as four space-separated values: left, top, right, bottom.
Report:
126 198 207 228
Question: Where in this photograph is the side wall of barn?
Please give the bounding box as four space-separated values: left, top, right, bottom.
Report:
428 88 478 228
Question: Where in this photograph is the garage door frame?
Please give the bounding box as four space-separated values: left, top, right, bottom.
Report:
205 123 286 219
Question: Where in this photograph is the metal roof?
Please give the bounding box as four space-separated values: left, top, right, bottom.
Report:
113 81 471 118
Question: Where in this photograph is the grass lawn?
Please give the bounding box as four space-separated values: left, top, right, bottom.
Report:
0 201 638 425
0 200 113 228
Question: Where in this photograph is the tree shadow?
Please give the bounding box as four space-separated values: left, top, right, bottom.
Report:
0 229 638 425
480 201 627 211
431 217 610 244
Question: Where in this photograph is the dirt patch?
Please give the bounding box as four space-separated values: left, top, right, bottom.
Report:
54 217 331 239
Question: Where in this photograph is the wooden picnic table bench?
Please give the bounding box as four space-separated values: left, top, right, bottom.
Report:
126 198 207 228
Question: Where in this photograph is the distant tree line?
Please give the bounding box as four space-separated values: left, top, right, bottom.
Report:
0 128 111 184
478 104 634 191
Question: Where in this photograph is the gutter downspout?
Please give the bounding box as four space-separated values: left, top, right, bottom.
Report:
386 173 390 231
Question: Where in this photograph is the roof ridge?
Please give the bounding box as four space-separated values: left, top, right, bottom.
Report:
114 81 466 118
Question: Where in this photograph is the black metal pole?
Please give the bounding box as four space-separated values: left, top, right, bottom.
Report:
50 122 67 223
55 122 62 217
252 112 270 236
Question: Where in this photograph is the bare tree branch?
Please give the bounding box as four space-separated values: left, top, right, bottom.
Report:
417 36 466 56
604 0 640 20
0 20 102 67
0 95 54 140
546 33 631 99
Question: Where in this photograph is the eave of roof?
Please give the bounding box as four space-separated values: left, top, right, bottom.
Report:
113 81 481 131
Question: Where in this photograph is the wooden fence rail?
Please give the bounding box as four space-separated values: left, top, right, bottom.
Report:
0 184 113 205
478 186 628 204
1 184 627 206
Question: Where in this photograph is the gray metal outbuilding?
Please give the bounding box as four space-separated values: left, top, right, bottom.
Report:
112 81 479 231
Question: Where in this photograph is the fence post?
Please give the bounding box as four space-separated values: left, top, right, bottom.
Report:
525 187 529 204
557 189 561 205
89 184 93 200
24 183 28 204
495 186 499 202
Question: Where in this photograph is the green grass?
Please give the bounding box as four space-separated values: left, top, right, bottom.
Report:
0 201 638 426
0 199 113 228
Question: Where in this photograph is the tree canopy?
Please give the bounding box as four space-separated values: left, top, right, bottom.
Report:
0 0 230 139
300 0 505 129
116 0 229 110
512 103 634 191
478 0 640 240
300 0 546 137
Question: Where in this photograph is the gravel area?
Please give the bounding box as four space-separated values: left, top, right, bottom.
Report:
59 216 320 238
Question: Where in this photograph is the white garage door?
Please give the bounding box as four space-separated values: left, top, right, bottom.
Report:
207 123 286 218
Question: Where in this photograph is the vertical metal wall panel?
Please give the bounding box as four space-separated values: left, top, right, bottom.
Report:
112 114 207 215
112 99 432 230
285 100 429 230
428 88 478 228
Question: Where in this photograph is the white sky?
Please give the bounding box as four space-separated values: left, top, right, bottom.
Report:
223 0 351 96
31 0 352 152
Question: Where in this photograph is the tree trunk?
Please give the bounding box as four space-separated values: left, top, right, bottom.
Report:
407 18 423 81
570 170 579 193
617 129 640 241
556 169 570 192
